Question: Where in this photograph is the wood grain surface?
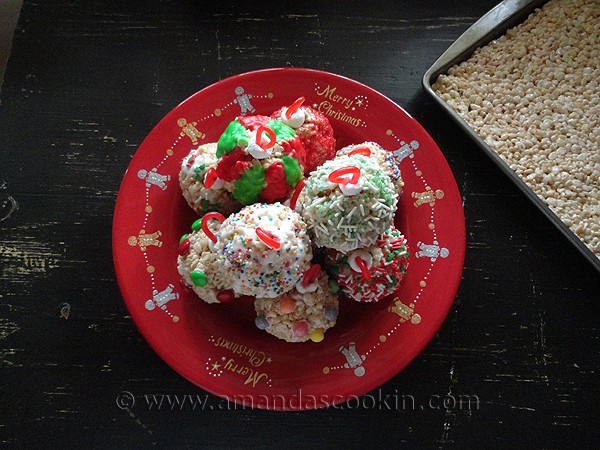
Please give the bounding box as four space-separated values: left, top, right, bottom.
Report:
1 0 598 447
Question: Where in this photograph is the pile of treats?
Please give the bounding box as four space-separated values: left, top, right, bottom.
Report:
433 0 599 258
177 98 409 343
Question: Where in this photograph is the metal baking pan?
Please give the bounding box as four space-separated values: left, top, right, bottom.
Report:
422 0 600 273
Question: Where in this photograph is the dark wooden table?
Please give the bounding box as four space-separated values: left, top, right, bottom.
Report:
1 1 599 447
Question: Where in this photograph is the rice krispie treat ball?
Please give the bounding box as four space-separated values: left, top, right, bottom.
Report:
328 226 409 302
179 143 241 216
214 203 313 298
301 154 398 252
215 115 306 205
177 213 240 304
271 98 336 174
254 268 339 342
336 141 404 195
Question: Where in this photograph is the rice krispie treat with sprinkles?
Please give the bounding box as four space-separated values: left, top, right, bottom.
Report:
214 115 306 205
214 203 313 298
179 143 241 216
301 154 398 252
328 226 409 302
177 213 240 304
254 268 339 342
336 141 404 195
271 97 336 174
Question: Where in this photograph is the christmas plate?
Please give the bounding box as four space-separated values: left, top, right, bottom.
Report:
113 68 465 410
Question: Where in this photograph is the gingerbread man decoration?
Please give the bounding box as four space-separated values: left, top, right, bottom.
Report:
412 187 444 207
128 230 163 251
178 118 205 145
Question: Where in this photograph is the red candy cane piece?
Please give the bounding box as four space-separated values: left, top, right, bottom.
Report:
285 97 305 119
256 227 281 249
302 263 321 287
328 166 361 185
354 256 372 282
201 211 225 243
289 177 307 211
204 167 218 189
348 147 372 157
256 125 276 150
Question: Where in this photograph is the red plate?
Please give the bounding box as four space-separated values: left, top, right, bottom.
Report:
113 68 465 410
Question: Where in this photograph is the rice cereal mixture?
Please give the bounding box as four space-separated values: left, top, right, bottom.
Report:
433 0 599 257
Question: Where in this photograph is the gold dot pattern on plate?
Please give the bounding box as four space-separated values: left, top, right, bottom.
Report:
325 128 450 377
134 89 278 323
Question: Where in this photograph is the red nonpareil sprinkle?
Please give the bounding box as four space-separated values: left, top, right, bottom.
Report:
204 167 218 189
348 147 372 157
328 166 361 185
285 97 305 119
289 177 306 211
256 125 276 150
354 256 372 281
256 227 281 249
201 212 226 243
216 290 236 302
302 263 321 287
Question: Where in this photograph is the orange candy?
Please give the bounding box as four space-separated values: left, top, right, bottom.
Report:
278 297 296 314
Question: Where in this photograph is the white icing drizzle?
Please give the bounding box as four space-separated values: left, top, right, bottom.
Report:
296 279 318 293
339 181 363 196
246 130 273 159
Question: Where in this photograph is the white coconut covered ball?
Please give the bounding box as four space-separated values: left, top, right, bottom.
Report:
301 154 398 252
336 141 404 195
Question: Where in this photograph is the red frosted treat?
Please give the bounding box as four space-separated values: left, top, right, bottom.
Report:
272 104 336 174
